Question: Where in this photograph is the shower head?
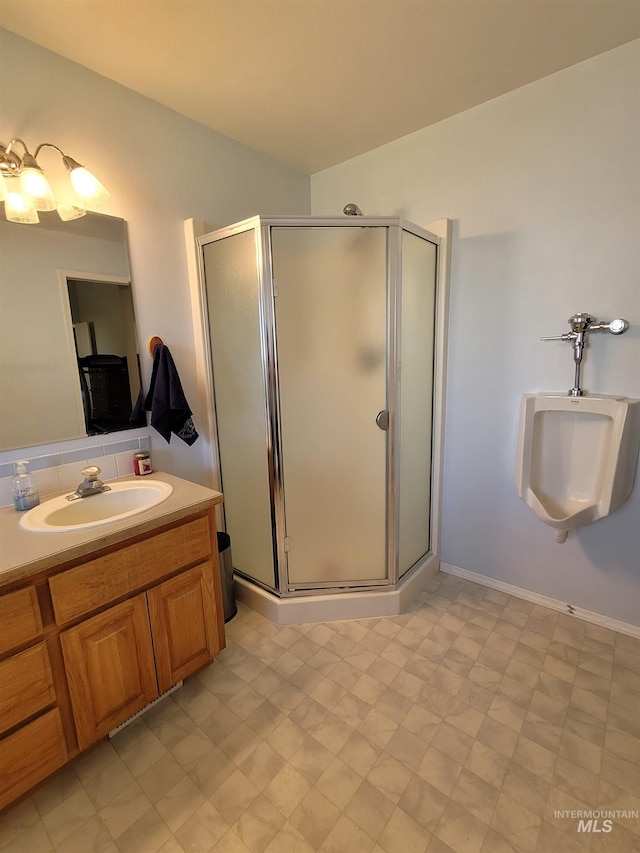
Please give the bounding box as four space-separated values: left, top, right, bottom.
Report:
343 203 363 216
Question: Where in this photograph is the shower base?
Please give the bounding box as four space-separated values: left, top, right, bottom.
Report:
234 554 439 625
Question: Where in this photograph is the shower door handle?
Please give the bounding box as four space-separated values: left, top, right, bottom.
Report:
375 410 389 431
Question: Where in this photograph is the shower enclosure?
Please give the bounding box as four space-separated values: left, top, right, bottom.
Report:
195 215 447 619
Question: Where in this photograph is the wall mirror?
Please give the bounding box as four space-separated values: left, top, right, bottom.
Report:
0 211 143 451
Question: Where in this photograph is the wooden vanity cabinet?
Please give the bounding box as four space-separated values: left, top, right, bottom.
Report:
54 510 225 752
0 588 68 811
60 559 221 751
0 501 225 810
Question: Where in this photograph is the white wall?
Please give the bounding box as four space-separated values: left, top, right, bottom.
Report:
312 42 640 626
0 29 310 483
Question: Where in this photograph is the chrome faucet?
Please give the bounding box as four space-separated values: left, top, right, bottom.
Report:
66 466 111 501
541 312 629 396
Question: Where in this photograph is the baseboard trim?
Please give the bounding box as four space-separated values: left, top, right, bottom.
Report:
440 563 640 639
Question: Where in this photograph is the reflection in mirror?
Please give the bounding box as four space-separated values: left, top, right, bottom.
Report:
67 277 142 435
0 211 143 450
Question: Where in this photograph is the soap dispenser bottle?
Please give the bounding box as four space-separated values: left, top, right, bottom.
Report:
11 460 40 511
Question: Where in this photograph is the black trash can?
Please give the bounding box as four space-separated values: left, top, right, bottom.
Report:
217 531 237 623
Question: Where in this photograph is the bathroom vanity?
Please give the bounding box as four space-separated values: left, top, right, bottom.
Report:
0 473 225 811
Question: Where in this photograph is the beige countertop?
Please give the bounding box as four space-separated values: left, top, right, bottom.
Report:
0 472 223 587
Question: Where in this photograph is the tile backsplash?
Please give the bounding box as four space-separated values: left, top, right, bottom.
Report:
0 430 151 507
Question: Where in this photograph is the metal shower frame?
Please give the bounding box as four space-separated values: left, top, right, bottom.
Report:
195 215 447 598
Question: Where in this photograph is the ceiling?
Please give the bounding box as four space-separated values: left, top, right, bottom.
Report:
1 0 639 174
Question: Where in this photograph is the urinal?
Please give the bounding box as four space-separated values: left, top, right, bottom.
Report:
515 394 640 542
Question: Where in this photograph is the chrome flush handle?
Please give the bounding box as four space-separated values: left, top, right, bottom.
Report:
540 312 630 397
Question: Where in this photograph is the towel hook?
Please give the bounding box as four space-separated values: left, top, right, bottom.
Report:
147 336 164 358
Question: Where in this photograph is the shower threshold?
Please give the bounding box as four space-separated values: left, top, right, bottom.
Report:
234 553 439 625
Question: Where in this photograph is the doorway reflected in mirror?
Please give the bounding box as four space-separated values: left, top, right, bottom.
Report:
67 277 142 435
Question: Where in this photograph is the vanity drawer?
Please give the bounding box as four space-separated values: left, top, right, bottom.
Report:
0 708 67 811
49 515 212 624
0 643 56 735
0 587 43 657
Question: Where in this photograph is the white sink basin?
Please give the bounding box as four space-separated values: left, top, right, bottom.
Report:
20 480 173 533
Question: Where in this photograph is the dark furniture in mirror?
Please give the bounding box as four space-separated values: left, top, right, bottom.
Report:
78 354 135 434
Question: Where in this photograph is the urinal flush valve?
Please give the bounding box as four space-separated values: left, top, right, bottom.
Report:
541 312 629 397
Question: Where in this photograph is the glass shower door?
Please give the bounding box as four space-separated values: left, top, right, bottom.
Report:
398 231 437 577
271 227 389 589
202 230 276 590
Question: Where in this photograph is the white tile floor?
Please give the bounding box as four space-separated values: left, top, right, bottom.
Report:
1 572 639 852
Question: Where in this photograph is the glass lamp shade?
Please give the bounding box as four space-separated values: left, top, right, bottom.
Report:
44 166 87 220
4 179 39 223
0 172 6 202
68 166 110 206
56 202 87 221
19 166 56 211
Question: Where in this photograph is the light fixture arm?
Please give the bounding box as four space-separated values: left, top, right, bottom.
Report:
33 142 65 158
34 142 85 172
0 138 32 176
1 140 81 168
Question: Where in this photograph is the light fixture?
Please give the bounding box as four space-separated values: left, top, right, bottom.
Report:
0 138 109 224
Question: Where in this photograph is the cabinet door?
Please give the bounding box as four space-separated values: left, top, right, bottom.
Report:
60 595 158 750
148 562 221 694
